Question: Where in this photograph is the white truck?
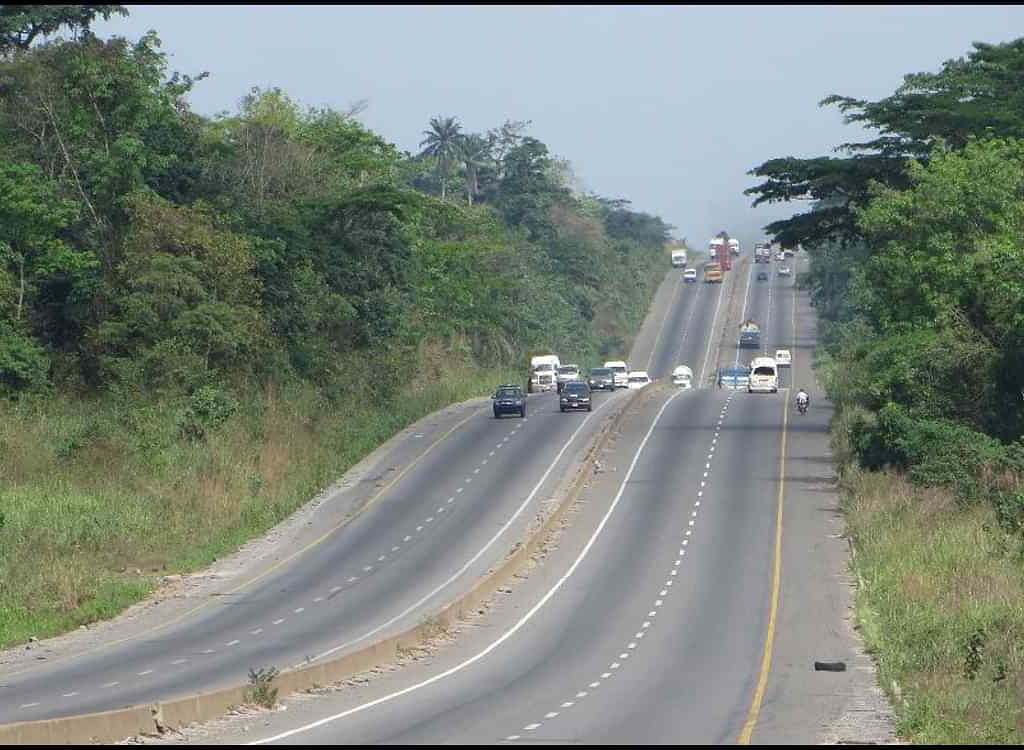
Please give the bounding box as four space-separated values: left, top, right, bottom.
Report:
708 237 725 259
603 360 630 389
728 238 740 257
529 354 560 393
670 249 687 268
556 364 581 393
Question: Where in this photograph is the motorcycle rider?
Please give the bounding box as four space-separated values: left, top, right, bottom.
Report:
795 388 810 412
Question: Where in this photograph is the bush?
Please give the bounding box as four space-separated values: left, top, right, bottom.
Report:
244 666 279 709
0 326 49 396
176 385 238 441
844 402 1024 512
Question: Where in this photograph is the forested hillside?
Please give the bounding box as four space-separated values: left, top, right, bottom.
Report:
0 6 671 647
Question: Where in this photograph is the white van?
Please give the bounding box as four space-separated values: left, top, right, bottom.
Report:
627 371 651 390
529 354 560 393
672 365 693 389
748 356 778 394
603 360 630 389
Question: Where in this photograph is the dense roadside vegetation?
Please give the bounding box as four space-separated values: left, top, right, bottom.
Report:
748 38 1024 743
0 7 672 647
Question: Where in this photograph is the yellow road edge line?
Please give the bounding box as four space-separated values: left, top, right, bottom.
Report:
737 368 788 746
3 404 484 678
737 263 798 745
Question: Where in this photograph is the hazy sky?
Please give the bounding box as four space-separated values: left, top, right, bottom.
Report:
94 5 1024 250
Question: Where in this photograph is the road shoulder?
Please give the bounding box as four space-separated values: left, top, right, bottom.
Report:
752 257 899 745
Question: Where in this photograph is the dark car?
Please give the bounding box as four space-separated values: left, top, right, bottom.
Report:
559 382 593 412
492 385 526 418
587 367 615 391
757 270 769 281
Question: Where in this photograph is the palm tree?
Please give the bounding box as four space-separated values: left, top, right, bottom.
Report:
459 134 491 206
419 116 462 201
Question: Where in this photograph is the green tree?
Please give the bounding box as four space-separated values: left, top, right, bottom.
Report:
419 116 462 202
746 37 1024 250
0 5 127 54
497 137 567 241
0 162 98 365
458 133 490 206
0 31 205 263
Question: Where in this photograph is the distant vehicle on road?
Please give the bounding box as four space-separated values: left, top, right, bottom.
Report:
718 366 750 390
492 384 526 418
672 365 693 389
671 249 687 268
775 349 792 367
739 320 761 349
683 268 697 283
757 270 769 281
603 360 630 389
704 262 723 283
587 367 616 391
529 354 560 393
778 265 791 277
627 371 652 390
559 381 592 412
748 356 779 394
556 364 581 393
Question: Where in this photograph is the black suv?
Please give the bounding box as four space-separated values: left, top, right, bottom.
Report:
492 385 526 418
559 381 593 412
587 367 615 391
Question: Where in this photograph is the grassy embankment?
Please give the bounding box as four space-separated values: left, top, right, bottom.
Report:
824 366 1024 743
